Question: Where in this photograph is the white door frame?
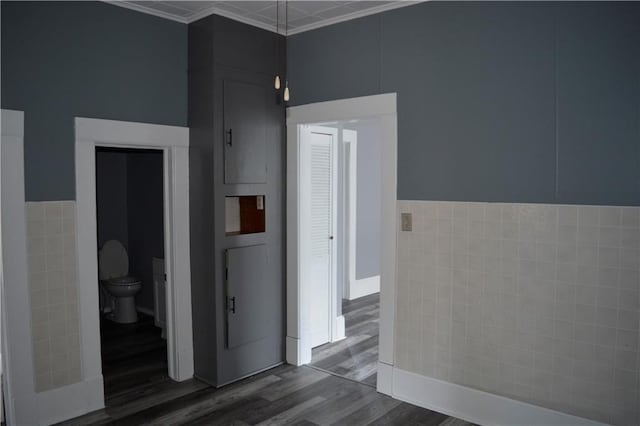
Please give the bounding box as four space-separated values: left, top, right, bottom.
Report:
74 118 194 404
341 129 358 301
1 109 39 425
286 93 397 395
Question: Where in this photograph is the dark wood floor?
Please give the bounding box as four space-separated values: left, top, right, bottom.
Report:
100 313 168 400
59 306 474 425
310 293 379 387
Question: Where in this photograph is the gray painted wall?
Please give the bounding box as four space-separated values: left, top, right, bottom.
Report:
345 120 382 280
96 151 128 251
1 1 187 201
127 150 164 312
287 1 640 206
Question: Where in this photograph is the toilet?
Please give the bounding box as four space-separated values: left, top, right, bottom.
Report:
99 240 142 324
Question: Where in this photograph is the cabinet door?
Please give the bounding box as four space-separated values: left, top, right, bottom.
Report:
223 80 267 184
226 244 270 349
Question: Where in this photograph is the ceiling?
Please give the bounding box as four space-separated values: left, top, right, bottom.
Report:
108 1 419 34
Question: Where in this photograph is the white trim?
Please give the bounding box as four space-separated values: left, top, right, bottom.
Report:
346 276 380 301
186 4 277 32
342 130 358 301
104 1 189 24
333 315 345 343
75 117 194 418
105 1 423 34
392 367 604 426
286 1 424 35
376 361 394 396
75 117 188 148
286 94 397 396
287 94 397 126
1 109 38 426
34 377 103 426
285 336 307 366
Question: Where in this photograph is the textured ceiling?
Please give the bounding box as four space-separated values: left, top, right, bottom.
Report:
109 1 419 34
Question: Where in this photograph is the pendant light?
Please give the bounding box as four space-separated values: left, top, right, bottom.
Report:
274 0 281 90
284 81 290 102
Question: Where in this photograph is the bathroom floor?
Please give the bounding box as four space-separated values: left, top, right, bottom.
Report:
100 313 168 401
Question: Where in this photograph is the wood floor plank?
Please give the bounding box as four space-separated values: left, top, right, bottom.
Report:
134 375 282 425
58 298 470 426
331 392 402 425
302 381 380 425
259 367 330 402
369 402 449 426
256 395 325 426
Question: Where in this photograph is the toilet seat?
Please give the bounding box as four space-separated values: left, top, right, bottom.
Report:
107 276 141 285
99 240 129 280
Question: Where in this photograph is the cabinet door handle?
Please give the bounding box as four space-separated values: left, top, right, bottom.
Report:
226 129 233 147
228 296 236 314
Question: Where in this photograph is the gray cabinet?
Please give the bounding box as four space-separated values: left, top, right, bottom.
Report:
225 245 269 349
223 81 267 184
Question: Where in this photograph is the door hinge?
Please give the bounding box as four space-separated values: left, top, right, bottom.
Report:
227 296 236 314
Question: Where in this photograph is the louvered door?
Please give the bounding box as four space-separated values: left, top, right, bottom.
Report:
301 127 337 348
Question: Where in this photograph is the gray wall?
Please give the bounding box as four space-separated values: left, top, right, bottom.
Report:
345 120 382 280
1 1 187 201
96 151 128 250
95 149 164 312
288 1 640 206
127 151 164 312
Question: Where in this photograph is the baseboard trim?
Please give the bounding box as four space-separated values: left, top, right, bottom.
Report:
376 361 393 396
35 375 104 425
347 276 380 300
333 315 346 342
286 336 304 366
392 367 603 426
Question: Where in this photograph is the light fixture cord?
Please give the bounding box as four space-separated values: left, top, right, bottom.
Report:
285 0 288 89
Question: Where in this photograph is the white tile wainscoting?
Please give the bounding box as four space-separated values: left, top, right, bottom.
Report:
26 201 82 392
395 201 639 425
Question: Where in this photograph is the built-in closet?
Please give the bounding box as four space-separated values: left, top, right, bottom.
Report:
188 15 286 386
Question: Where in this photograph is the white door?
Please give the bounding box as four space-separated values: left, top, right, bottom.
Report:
300 125 338 348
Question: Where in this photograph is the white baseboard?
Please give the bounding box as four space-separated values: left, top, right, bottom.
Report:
376 361 393 396
286 336 306 366
333 315 346 342
347 275 380 300
392 367 603 426
35 375 104 425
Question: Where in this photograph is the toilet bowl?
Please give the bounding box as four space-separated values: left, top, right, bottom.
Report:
99 240 142 324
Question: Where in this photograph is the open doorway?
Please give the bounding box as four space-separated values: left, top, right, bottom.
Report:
95 147 167 401
297 118 383 387
286 94 397 395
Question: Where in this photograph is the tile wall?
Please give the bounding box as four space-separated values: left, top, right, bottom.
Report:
26 201 82 392
395 201 640 425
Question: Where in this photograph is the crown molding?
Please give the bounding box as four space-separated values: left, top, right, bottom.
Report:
186 4 280 32
104 1 189 24
105 1 423 35
286 1 422 35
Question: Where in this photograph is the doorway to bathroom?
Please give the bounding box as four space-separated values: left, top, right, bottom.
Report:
95 147 168 401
